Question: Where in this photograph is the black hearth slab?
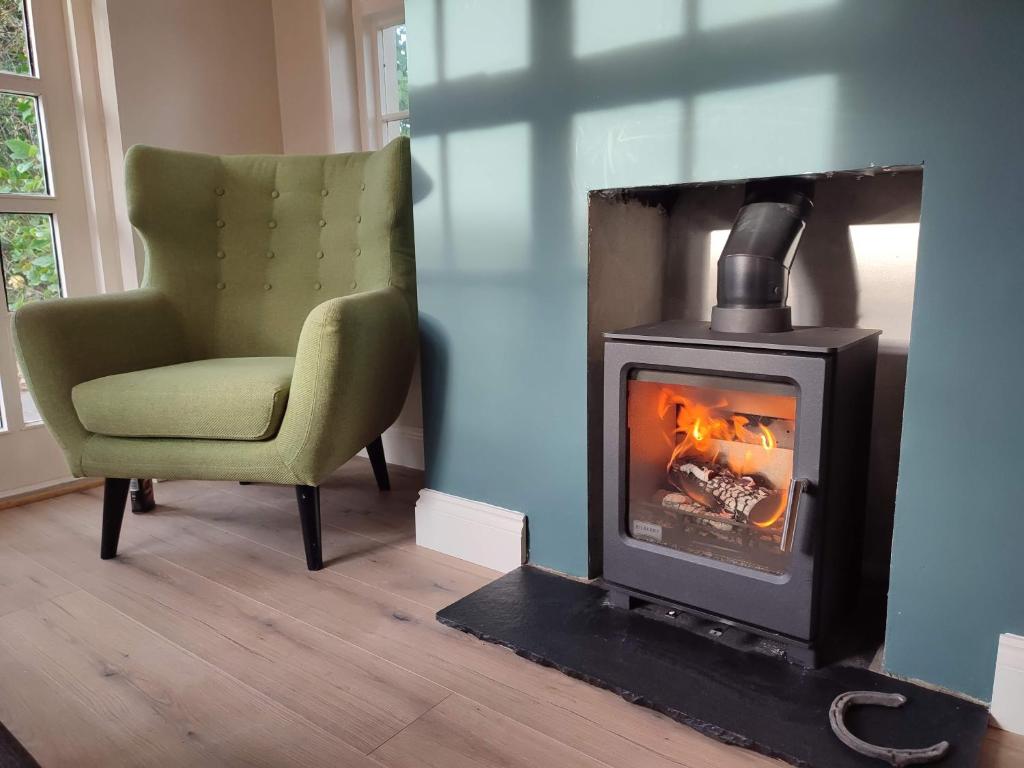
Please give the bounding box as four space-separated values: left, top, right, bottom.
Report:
437 567 988 768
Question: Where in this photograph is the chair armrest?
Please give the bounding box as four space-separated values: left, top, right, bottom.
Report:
13 289 187 475
276 287 417 486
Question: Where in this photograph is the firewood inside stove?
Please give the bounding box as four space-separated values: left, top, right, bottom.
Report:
668 457 783 526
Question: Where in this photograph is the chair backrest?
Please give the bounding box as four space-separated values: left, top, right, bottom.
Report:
125 138 414 358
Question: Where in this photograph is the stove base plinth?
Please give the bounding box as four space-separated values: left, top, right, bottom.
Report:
604 580 823 668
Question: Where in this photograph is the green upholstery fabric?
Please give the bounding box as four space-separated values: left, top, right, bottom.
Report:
14 138 416 486
72 357 294 441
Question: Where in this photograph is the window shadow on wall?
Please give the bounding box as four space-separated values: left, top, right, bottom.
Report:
409 0 919 584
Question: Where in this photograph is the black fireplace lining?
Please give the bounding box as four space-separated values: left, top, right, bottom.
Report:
437 567 987 768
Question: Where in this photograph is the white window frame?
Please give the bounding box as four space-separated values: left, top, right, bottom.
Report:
0 0 117 496
352 1 406 150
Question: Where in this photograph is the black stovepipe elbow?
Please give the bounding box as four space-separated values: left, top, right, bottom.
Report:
711 178 814 333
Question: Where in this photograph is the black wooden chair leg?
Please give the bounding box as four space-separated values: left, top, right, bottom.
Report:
295 485 323 571
101 478 131 560
366 435 390 491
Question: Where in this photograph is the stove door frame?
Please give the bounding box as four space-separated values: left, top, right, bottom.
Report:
603 340 830 641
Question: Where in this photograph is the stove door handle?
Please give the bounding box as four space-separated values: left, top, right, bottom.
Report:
779 478 808 552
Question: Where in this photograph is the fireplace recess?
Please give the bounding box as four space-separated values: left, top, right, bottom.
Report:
602 180 880 665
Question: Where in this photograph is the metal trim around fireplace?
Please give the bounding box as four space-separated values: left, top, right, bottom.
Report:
603 340 830 642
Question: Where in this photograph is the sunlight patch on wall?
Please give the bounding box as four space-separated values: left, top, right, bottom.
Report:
411 2 440 86
446 122 532 272
572 0 685 58
848 222 919 347
572 99 685 248
698 0 837 31
692 74 836 181
443 0 530 80
704 228 730 316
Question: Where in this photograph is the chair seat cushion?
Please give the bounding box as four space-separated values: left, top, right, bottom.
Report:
72 357 295 441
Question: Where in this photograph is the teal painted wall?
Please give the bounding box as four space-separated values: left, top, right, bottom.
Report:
408 0 1024 699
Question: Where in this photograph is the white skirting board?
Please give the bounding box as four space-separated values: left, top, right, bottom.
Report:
415 489 526 573
0 474 75 499
991 633 1024 735
358 425 424 470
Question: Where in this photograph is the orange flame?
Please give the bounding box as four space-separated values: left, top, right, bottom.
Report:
659 388 778 477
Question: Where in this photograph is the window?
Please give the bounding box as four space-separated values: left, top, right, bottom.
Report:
0 0 99 495
353 5 410 150
377 22 409 145
0 0 62 431
0 0 33 76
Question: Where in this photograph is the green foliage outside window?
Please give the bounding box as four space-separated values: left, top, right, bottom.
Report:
0 0 31 76
396 24 409 113
0 95 55 310
1 213 58 311
0 2 59 312
0 93 45 195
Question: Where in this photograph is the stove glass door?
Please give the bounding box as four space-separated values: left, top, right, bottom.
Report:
626 369 799 575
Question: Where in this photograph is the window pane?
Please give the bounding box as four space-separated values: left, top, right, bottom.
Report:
627 371 798 575
1 212 60 311
0 0 32 76
17 361 37 422
381 23 408 115
384 118 410 144
0 92 47 194
395 24 408 112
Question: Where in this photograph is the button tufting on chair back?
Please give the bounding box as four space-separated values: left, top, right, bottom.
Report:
124 138 415 359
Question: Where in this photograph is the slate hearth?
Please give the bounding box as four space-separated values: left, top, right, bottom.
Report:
437 567 987 768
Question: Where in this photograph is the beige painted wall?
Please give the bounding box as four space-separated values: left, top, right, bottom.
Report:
106 0 283 157
322 0 363 151
267 0 364 154
105 0 283 279
271 0 334 154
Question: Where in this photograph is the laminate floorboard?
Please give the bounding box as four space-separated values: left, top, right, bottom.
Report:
0 459 1017 767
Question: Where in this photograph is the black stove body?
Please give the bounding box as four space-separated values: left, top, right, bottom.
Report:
602 322 879 665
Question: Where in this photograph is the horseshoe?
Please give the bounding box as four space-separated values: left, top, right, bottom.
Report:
829 691 950 766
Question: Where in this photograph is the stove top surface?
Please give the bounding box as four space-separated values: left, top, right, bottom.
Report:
605 320 881 353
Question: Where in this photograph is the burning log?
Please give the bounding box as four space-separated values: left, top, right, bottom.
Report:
668 457 783 526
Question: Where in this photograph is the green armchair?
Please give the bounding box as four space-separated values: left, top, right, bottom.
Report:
13 138 417 570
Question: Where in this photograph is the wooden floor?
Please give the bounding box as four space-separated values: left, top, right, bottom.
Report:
0 460 1019 768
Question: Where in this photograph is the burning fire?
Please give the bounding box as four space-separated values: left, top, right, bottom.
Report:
657 387 786 528
657 388 780 472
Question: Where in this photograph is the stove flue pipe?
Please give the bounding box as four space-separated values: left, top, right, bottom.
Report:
710 179 814 334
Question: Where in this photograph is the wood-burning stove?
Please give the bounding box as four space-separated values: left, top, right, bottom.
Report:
601 180 880 665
